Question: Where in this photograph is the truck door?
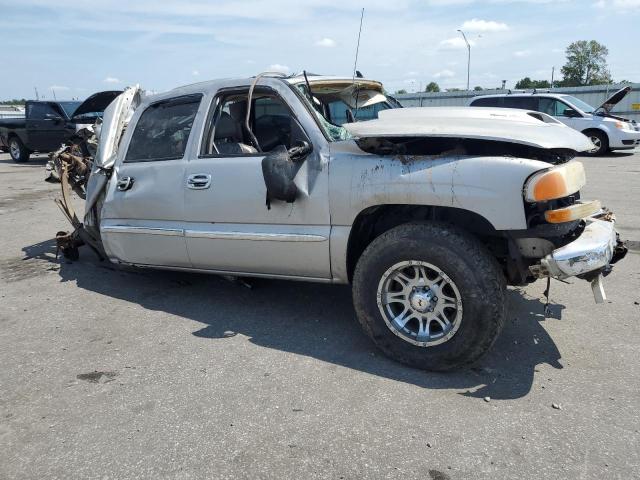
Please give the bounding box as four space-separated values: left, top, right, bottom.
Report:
99 94 203 268
182 82 331 279
25 102 68 151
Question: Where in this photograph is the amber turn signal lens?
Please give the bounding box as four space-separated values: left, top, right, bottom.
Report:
544 200 601 224
533 171 566 203
524 161 586 202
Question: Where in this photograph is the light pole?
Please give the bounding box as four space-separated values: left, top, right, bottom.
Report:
457 29 470 91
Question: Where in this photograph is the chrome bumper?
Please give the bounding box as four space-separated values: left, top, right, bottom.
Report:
531 218 623 303
541 219 617 279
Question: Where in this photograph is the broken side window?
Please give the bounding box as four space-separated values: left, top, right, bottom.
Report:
125 94 202 162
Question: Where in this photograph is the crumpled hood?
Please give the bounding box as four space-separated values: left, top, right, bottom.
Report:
343 107 595 152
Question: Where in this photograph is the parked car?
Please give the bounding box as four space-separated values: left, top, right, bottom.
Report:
0 91 122 163
54 74 627 371
468 86 640 155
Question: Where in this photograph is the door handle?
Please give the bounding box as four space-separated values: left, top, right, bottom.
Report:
116 176 134 191
187 174 212 190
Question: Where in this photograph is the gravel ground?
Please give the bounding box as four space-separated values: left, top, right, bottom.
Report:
0 150 638 480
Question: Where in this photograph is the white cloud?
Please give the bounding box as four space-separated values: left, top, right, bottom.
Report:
192 70 199 76
439 37 475 49
514 50 531 57
433 69 455 79
103 76 121 84
461 19 509 32
268 64 290 74
594 0 640 9
315 37 336 47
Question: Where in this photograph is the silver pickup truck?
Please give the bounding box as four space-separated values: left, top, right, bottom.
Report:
54 73 627 371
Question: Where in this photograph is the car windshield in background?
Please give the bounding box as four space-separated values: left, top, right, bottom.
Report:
327 100 391 125
563 96 595 113
58 101 82 118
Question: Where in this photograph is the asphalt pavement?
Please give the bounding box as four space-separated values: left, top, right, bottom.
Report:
0 150 638 479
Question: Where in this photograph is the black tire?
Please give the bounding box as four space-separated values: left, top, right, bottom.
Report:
583 130 609 156
8 136 30 163
352 222 507 371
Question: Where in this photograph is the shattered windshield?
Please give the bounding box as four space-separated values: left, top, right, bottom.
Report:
293 84 352 142
312 108 352 141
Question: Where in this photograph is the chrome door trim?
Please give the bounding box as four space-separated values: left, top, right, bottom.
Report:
184 230 327 242
101 225 185 237
187 173 212 190
124 262 334 283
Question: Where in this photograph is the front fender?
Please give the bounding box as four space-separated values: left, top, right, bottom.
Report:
328 140 551 230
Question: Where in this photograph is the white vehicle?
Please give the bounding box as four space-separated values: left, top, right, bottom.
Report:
469 86 640 155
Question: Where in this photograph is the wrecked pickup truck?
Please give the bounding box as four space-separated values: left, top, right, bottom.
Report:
55 73 627 371
0 91 122 163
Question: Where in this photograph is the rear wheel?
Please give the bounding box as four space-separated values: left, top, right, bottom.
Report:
352 223 507 371
584 130 609 156
8 136 30 163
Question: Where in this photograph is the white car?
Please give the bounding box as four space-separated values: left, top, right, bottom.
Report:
469 86 640 155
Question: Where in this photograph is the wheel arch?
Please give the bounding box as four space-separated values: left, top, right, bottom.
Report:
581 127 609 140
345 204 505 282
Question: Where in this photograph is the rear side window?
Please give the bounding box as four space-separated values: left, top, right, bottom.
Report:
503 97 537 110
470 97 502 107
27 103 63 120
125 94 202 162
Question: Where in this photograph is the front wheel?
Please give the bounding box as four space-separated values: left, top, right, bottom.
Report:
352 223 507 371
584 130 609 156
8 136 30 163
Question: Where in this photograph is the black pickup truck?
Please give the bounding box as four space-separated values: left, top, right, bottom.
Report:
0 91 121 163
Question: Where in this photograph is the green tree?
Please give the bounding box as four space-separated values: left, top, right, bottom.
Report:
473 86 483 91
395 89 408 94
0 98 27 105
424 82 440 93
561 40 612 86
514 77 551 89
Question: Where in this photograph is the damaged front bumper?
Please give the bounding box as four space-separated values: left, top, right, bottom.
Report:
530 217 627 303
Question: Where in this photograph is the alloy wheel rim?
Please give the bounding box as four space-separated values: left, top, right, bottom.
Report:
9 140 20 159
376 260 463 347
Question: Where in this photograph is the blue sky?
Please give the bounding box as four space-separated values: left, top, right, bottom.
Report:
0 0 639 100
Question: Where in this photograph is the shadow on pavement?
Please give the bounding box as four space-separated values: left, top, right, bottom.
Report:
579 151 636 159
23 238 564 400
